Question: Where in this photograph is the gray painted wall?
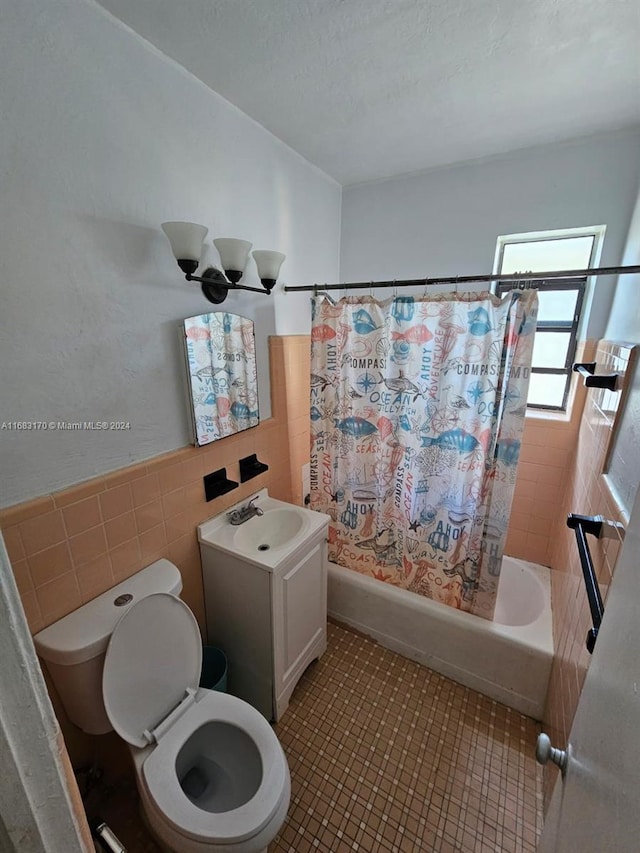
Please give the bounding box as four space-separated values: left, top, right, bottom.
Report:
606 185 640 343
0 0 340 507
340 128 640 338
604 183 640 516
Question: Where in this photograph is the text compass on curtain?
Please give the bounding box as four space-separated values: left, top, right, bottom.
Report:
161 221 286 304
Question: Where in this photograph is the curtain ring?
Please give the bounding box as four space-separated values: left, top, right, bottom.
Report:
313 283 318 298
393 280 398 299
455 275 459 296
370 280 374 298
423 277 429 297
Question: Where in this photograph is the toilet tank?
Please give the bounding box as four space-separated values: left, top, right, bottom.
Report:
33 559 182 735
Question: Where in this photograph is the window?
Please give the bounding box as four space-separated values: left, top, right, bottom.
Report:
493 227 605 411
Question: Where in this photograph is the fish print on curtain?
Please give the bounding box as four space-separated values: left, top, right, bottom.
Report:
309 290 537 619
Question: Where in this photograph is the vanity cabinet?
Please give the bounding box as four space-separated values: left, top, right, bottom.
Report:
199 502 329 721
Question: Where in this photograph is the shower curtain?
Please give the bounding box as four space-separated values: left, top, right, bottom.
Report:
309 289 537 619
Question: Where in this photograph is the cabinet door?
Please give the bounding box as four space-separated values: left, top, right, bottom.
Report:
273 540 326 693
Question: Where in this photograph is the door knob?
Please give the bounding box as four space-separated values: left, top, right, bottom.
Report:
536 733 568 774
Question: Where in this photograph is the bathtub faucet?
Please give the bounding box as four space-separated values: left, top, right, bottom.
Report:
227 496 264 526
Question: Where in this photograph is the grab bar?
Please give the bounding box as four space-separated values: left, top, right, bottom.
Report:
566 513 605 653
572 361 621 391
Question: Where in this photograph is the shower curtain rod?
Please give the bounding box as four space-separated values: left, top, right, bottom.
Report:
283 263 640 293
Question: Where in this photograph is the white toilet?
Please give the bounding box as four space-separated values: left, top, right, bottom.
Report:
34 559 291 853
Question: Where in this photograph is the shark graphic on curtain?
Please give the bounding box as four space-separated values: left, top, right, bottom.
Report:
309 290 537 619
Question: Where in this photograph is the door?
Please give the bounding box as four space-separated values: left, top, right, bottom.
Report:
537 488 640 852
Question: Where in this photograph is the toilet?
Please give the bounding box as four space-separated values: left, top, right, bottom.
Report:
34 560 291 853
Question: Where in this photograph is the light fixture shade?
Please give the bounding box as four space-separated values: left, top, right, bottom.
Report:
252 250 286 283
213 238 252 273
161 222 208 262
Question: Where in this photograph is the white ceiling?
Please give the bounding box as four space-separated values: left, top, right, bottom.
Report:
97 0 640 186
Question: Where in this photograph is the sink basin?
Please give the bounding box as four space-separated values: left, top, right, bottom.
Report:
197 489 330 571
234 509 305 551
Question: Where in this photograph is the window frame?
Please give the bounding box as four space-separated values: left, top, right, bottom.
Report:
492 227 605 412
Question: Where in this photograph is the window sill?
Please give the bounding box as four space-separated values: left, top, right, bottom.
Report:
525 408 572 425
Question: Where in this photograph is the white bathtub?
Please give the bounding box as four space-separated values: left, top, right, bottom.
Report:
328 556 553 719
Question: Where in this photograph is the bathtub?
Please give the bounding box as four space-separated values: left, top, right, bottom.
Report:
327 556 553 719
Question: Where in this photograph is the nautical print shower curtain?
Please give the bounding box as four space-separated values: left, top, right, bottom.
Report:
309 290 537 619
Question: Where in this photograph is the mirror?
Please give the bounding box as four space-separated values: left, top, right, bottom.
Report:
182 312 259 446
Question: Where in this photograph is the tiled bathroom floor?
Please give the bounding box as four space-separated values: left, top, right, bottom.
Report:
92 622 543 852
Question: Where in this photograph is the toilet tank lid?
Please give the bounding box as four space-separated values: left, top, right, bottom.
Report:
33 559 182 666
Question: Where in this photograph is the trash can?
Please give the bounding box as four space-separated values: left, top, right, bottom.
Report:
200 646 228 692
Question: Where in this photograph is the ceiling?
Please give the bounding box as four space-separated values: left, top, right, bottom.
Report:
97 0 640 186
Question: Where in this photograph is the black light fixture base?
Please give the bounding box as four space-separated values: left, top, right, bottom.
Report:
177 258 199 276
260 278 276 293
201 267 230 304
225 269 243 285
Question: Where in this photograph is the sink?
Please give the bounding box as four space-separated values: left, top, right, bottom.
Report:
198 489 329 570
234 508 306 551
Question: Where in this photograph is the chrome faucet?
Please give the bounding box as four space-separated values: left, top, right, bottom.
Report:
226 496 264 526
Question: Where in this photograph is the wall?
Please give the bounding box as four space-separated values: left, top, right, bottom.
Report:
340 128 640 338
0 338 298 776
602 184 640 514
605 184 640 342
0 0 341 509
269 337 312 507
504 343 592 566
542 341 635 805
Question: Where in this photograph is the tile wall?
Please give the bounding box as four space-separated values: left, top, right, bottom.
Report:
269 336 311 506
1 336 306 773
541 340 636 803
0 337 301 639
504 342 593 567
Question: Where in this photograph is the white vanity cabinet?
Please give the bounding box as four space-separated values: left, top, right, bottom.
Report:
198 491 329 721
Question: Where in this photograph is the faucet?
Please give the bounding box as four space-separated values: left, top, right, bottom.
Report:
226 495 264 526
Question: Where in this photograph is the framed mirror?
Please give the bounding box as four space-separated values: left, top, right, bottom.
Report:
182 312 259 446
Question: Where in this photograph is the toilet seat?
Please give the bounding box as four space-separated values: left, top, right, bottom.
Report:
102 592 202 748
102 592 289 848
141 689 288 845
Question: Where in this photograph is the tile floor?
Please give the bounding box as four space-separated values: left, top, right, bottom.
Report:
91 622 543 852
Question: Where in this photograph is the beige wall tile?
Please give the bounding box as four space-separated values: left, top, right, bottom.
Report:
62 496 102 537
158 463 188 494
134 499 164 534
9 558 33 596
110 537 142 582
29 542 74 587
139 524 167 562
76 554 114 603
0 495 56 527
2 524 25 563
36 571 82 625
130 473 161 507
20 589 43 634
20 510 66 556
69 525 109 567
104 513 138 550
54 479 106 508
165 511 191 544
162 488 186 519
99 484 133 520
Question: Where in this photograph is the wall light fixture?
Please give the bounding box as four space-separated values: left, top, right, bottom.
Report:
161 221 286 304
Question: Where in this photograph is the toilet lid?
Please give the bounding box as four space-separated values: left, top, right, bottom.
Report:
102 593 202 748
